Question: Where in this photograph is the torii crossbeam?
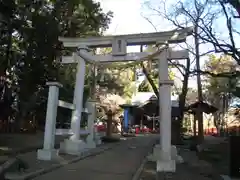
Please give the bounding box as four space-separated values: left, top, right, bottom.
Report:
59 27 192 63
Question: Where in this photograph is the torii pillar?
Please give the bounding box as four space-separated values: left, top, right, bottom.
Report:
61 54 88 155
156 48 176 172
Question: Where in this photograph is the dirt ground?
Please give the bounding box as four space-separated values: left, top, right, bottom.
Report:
139 136 228 180
198 137 229 175
139 161 222 180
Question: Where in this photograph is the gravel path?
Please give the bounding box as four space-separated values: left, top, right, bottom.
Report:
32 135 157 180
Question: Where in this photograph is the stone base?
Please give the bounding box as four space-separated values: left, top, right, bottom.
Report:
37 149 59 161
220 175 239 180
157 160 176 172
147 144 182 172
94 133 102 145
95 137 102 145
60 139 87 155
148 145 179 162
176 155 184 163
86 136 96 149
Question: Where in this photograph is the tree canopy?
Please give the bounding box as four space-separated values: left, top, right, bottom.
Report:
0 0 113 131
203 54 237 130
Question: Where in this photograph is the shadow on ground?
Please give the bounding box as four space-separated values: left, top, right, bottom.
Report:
139 160 222 180
198 138 229 175
139 135 226 180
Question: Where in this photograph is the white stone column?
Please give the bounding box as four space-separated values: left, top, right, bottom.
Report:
86 100 97 149
62 56 87 155
157 48 176 172
37 82 62 161
71 57 86 140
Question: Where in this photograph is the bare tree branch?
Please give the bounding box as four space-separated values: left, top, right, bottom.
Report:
168 60 185 75
141 13 158 32
191 69 240 78
140 62 159 98
144 0 240 64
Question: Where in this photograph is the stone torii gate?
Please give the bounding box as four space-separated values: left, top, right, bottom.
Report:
58 28 192 172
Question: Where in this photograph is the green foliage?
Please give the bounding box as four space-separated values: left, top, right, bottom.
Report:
203 54 238 130
203 54 237 111
0 0 113 128
96 48 137 99
97 65 136 99
138 45 175 94
138 79 152 92
204 55 237 96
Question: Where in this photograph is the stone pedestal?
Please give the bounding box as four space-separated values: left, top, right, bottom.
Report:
157 160 176 172
86 136 96 149
60 139 87 155
147 145 177 172
37 149 59 161
151 145 178 160
94 127 102 145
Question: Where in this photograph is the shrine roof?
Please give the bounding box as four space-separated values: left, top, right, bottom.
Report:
186 101 218 114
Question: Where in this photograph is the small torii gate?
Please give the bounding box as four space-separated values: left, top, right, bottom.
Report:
41 27 192 172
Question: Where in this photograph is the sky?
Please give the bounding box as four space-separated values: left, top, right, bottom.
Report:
94 0 239 89
96 0 152 34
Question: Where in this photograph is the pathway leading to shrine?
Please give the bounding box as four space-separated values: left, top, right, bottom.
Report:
33 134 157 180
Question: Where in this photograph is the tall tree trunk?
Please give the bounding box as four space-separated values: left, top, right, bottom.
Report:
195 25 204 143
0 21 13 131
173 58 190 143
140 44 159 98
6 23 12 69
213 112 221 134
178 58 190 120
89 64 96 100
141 63 159 98
193 114 197 136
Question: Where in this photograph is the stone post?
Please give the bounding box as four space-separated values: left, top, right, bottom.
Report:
157 48 176 172
37 82 62 161
86 100 97 149
94 126 102 145
62 56 87 155
71 56 86 140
